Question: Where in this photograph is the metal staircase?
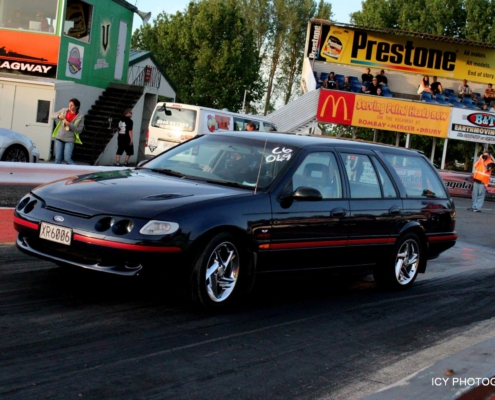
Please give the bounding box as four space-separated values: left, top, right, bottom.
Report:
72 83 143 165
265 89 321 134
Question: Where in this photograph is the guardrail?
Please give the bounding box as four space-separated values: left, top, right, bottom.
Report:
1 162 494 201
0 162 126 186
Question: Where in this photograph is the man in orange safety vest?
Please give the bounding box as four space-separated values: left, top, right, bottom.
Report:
469 150 495 212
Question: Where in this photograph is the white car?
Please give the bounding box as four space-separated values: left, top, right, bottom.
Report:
0 128 40 163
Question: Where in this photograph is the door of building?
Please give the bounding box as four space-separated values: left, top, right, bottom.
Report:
11 85 54 161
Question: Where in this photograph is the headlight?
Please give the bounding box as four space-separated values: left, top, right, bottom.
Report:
140 220 179 235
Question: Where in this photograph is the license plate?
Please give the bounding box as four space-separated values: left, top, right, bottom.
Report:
39 222 72 246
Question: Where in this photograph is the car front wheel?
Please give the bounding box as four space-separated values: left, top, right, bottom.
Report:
374 233 422 289
190 233 244 309
2 145 29 162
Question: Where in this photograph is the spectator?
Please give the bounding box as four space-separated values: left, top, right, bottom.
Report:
482 103 494 112
468 150 495 212
246 121 257 131
114 108 134 166
376 69 388 85
340 76 352 92
376 87 384 96
368 78 379 95
430 76 443 95
417 75 432 95
5 9 29 29
459 79 472 99
51 98 84 165
322 72 339 90
483 83 495 104
361 68 373 84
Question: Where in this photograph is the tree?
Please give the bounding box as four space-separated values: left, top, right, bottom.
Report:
131 0 263 111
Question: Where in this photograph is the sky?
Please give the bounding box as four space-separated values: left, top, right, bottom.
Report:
131 0 363 32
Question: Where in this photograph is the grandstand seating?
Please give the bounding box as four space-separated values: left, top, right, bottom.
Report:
434 93 449 105
420 92 436 103
443 89 455 97
349 76 359 85
319 72 329 83
352 84 363 93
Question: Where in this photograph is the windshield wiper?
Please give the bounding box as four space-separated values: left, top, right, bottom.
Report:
151 168 186 178
205 180 253 189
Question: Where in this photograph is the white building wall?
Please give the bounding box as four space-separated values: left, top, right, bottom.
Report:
96 56 176 165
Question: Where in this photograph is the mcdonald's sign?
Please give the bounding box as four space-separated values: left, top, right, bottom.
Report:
317 91 355 125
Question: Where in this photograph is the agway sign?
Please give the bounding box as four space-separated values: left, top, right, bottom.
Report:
317 89 450 138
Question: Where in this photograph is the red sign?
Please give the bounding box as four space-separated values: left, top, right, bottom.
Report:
144 66 152 83
317 90 356 125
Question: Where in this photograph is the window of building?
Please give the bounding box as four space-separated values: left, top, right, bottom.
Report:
64 0 93 42
36 100 50 123
0 0 58 33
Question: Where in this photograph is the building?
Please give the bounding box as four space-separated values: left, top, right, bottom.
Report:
0 0 176 164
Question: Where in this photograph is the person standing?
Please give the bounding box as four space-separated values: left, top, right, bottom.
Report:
361 68 373 84
115 108 134 166
375 69 388 85
469 150 495 212
51 98 84 165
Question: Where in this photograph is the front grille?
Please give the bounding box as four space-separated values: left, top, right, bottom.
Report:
45 206 91 219
27 237 102 264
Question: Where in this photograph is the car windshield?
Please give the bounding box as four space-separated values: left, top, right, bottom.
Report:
141 134 299 190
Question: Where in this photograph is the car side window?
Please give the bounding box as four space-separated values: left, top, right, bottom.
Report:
341 153 381 199
371 156 398 198
383 153 448 198
290 152 342 199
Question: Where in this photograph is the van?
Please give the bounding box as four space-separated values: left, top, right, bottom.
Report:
145 102 277 159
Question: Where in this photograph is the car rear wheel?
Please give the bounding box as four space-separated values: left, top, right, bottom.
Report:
374 233 421 289
190 233 244 309
2 145 29 162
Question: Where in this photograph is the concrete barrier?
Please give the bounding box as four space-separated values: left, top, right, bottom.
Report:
0 162 126 186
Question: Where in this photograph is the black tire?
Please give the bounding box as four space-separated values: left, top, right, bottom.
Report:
374 232 422 290
189 233 247 309
1 145 29 162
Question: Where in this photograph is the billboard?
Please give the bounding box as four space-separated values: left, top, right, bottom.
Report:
448 109 495 144
0 31 59 78
317 90 450 138
307 21 495 84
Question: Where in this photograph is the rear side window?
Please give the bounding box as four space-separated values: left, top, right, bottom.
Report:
383 153 448 198
341 153 381 198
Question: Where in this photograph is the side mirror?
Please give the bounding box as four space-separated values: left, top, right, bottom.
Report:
281 186 322 202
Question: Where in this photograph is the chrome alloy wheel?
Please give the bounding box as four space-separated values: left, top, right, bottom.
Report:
205 241 240 302
395 239 419 285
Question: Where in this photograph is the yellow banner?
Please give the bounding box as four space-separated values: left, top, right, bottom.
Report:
320 25 495 84
351 95 449 137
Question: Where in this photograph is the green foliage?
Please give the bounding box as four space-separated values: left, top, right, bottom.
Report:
131 0 263 111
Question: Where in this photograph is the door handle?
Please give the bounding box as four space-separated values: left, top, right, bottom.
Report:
389 206 401 215
331 208 347 217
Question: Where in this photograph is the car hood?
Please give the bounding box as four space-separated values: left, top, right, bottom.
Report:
31 169 249 218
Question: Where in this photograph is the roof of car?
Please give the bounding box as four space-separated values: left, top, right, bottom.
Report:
208 131 423 156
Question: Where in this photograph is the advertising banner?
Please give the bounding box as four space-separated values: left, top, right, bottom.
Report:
438 170 495 199
0 31 59 78
307 21 495 84
66 43 84 79
317 90 450 138
448 108 495 144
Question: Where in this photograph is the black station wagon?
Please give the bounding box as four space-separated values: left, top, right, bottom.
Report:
14 132 457 308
